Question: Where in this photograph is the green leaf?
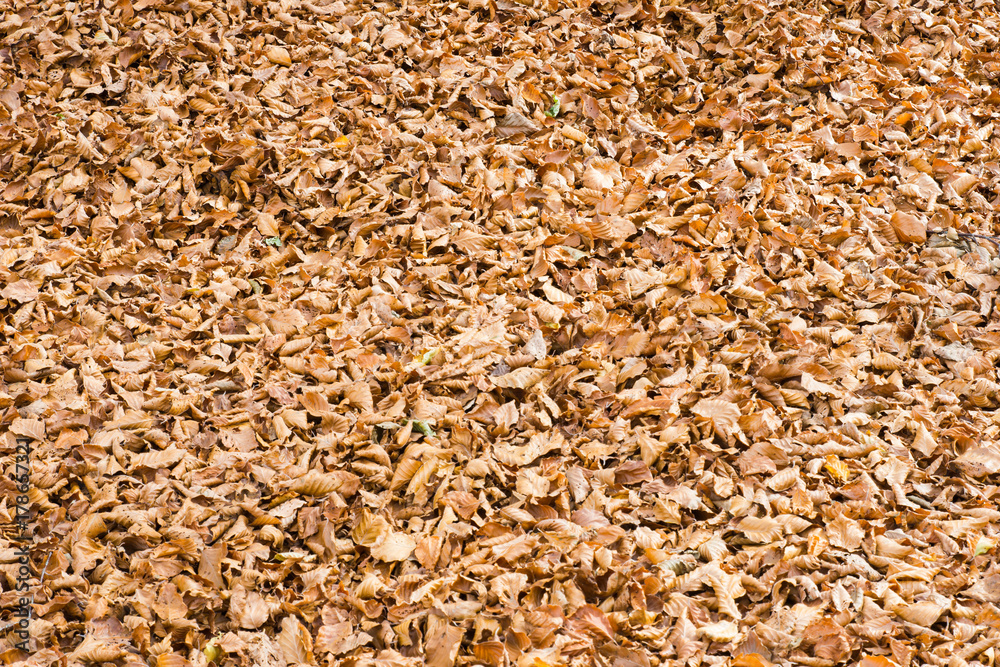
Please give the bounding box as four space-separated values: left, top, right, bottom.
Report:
265 236 282 246
412 419 435 437
975 536 995 556
249 279 262 295
204 639 223 663
419 347 439 365
544 95 560 118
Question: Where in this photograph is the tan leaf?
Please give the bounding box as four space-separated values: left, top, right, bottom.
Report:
381 27 413 50
736 516 782 543
890 211 926 243
948 172 979 196
130 446 186 471
689 293 729 314
426 621 464 667
827 513 864 551
370 531 415 562
236 590 272 629
300 390 331 416
496 109 539 136
352 510 390 547
583 158 621 190
266 46 292 66
491 366 547 390
493 432 564 466
523 329 547 360
894 601 944 626
776 514 812 534
1 279 38 303
692 398 741 438
699 620 739 643
955 446 1000 478
290 470 343 497
80 358 107 398
345 381 374 412
277 615 314 665
860 657 900 667
10 417 45 440
569 605 614 640
472 642 505 667
899 172 942 201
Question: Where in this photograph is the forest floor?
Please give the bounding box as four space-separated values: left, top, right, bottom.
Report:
4 0 1000 665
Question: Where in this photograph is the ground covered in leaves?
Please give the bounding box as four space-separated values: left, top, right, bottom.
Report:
4 0 1000 664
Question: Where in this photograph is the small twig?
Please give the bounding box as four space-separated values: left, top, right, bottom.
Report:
929 228 1000 247
0 550 54 633
959 232 1000 247
38 550 54 587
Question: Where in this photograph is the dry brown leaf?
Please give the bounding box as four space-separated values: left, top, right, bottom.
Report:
266 46 292 66
9 2 1000 664
827 514 865 551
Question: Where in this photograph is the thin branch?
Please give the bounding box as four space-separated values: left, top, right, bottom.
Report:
929 228 1000 247
0 550 55 634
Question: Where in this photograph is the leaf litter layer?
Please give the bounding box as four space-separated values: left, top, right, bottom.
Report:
3 0 1000 665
